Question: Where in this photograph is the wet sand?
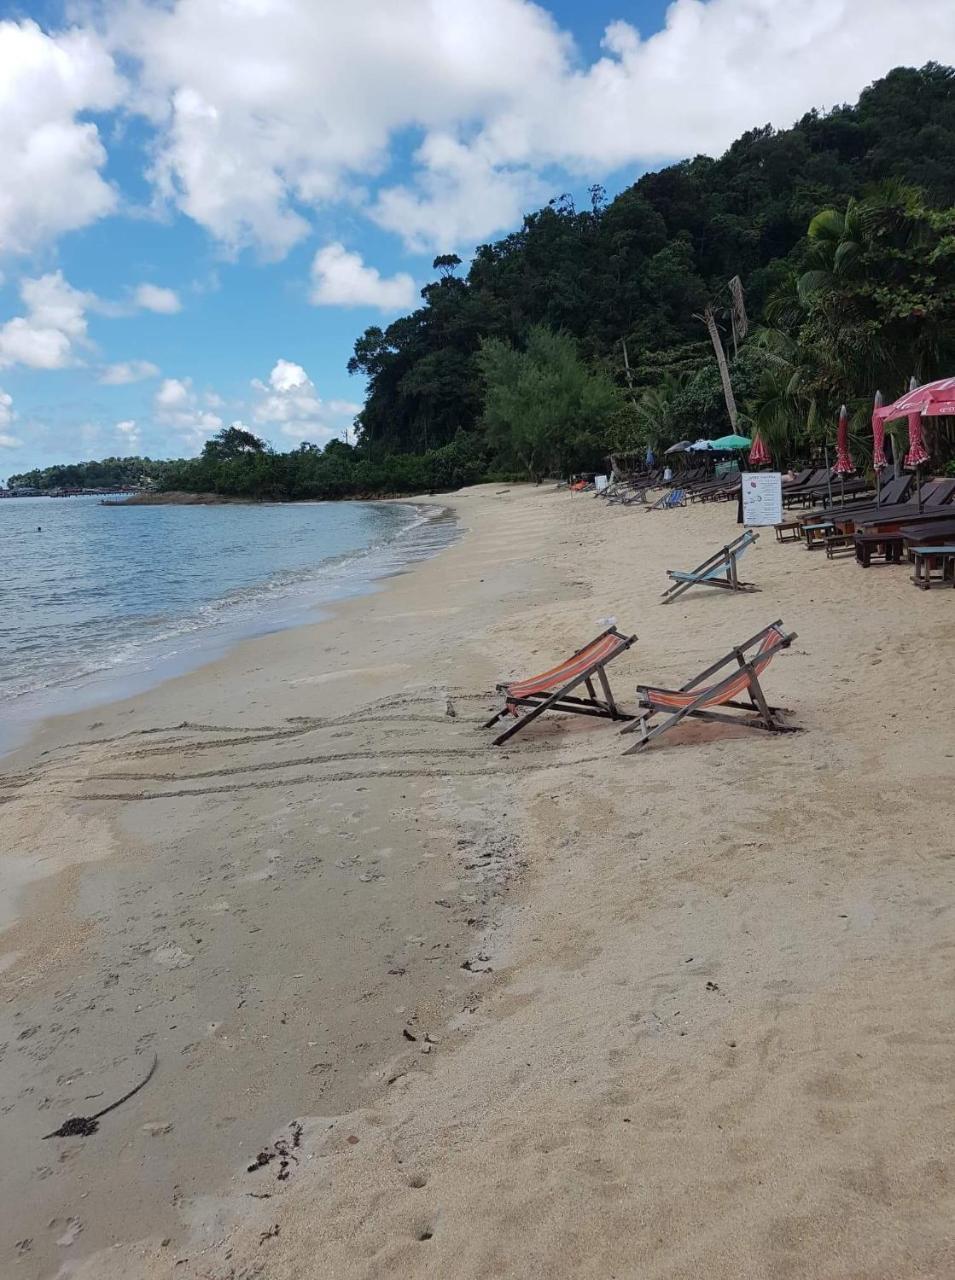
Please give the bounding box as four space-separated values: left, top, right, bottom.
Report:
3 483 955 1279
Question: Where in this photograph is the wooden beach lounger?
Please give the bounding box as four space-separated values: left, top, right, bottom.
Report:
484 626 637 746
661 530 759 603
619 620 797 753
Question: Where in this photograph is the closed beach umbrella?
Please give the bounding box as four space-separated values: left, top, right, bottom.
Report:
833 404 855 475
748 432 771 466
904 410 930 468
871 390 888 473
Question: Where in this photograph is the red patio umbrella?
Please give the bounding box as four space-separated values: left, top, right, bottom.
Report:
748 432 770 466
872 377 955 423
833 404 854 475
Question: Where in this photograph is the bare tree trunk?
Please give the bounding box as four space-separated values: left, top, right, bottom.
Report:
620 338 639 409
704 306 738 430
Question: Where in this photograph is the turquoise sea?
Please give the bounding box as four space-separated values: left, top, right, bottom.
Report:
0 496 455 745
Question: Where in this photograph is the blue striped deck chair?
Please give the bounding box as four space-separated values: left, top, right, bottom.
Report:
648 488 687 511
661 530 759 603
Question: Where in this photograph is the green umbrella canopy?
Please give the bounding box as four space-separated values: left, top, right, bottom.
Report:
710 433 752 450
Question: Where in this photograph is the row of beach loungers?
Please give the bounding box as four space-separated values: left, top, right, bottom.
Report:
596 464 893 514
774 473 955 587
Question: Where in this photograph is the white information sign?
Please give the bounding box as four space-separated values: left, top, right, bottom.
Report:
741 471 783 526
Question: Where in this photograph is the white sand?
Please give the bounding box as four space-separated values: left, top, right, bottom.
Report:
3 484 955 1279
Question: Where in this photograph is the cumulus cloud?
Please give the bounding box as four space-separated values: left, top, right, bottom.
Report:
0 271 92 370
100 359 161 385
154 375 223 446
115 418 142 449
0 388 20 446
310 244 416 310
99 0 955 256
0 19 124 254
134 283 182 314
250 358 354 443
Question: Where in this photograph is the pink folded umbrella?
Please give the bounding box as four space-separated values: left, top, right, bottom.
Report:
748 432 770 466
833 404 854 475
904 410 930 467
871 390 887 470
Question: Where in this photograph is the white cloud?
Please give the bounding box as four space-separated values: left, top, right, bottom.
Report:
0 271 92 370
0 20 124 254
155 376 192 410
115 418 142 449
310 244 416 310
134 283 182 314
154 375 223 446
250 358 354 443
0 388 19 445
100 359 161 385
370 134 542 252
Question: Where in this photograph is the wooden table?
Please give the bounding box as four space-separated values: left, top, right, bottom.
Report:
911 546 955 589
854 532 904 567
803 520 835 550
774 521 802 543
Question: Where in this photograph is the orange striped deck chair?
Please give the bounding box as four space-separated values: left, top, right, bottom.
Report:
484 625 637 746
620 620 798 753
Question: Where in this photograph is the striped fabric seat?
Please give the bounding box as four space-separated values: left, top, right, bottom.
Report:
504 632 630 708
621 621 798 753
642 625 783 711
484 625 637 747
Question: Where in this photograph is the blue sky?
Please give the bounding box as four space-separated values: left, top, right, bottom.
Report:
1 0 953 478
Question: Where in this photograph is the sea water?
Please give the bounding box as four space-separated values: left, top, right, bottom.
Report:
0 496 456 748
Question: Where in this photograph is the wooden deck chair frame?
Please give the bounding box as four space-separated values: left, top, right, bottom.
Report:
619 620 797 754
661 530 759 603
484 626 637 747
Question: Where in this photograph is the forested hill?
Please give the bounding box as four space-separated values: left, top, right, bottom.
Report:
350 63 955 468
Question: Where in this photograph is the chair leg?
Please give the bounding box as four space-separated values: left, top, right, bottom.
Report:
482 708 507 730
621 702 694 753
595 665 621 718
746 670 781 730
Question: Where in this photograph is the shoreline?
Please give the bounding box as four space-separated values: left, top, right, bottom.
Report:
0 497 455 760
4 483 955 1278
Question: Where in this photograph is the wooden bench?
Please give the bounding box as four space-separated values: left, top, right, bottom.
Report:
911 546 955 590
854 531 904 568
774 521 802 543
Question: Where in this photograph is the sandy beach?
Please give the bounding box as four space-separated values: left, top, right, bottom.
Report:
3 483 955 1279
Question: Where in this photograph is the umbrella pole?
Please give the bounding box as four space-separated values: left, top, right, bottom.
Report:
824 444 833 509
917 463 923 514
840 474 845 506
